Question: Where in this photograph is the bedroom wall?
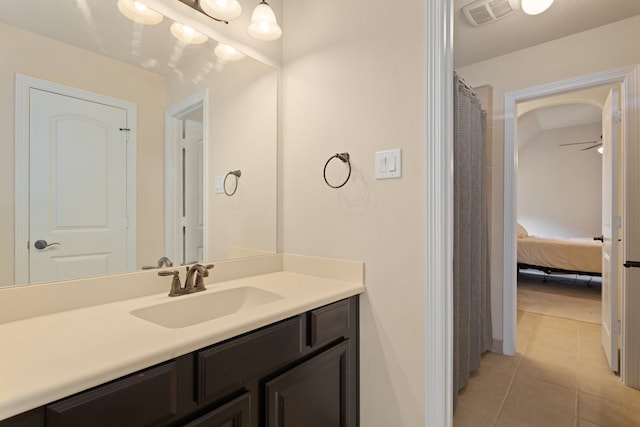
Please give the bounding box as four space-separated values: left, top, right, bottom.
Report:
518 122 603 238
456 14 640 343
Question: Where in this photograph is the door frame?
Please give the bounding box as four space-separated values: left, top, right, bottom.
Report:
502 65 640 386
165 89 209 265
14 74 137 285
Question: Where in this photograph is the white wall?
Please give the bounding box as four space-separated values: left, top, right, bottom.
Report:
281 0 427 425
456 14 640 342
518 123 602 238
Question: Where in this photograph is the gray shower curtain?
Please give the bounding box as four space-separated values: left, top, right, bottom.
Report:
453 73 493 406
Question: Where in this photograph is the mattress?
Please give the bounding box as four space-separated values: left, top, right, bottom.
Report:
517 236 602 274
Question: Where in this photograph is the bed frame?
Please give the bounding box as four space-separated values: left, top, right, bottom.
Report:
517 262 601 286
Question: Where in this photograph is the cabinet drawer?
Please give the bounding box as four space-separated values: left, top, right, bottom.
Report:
309 299 350 348
46 362 178 427
197 316 303 403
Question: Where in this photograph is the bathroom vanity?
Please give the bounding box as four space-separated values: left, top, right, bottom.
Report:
2 297 358 427
0 255 364 427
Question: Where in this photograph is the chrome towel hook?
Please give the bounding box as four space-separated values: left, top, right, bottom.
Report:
323 153 351 189
224 170 242 196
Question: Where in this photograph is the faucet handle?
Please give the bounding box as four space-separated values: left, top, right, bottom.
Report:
158 270 184 297
193 264 214 292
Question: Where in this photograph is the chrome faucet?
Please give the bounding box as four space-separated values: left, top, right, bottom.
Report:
158 263 214 297
184 263 214 293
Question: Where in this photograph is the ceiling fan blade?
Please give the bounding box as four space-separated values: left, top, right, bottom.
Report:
559 141 599 146
581 143 603 151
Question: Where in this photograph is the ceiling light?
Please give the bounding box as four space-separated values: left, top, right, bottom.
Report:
247 1 282 41
214 42 246 61
170 22 208 44
117 0 164 25
521 0 554 15
200 0 242 21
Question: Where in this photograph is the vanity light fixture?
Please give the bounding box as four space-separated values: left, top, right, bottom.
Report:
170 22 208 44
247 1 282 41
214 42 246 61
521 0 554 15
200 0 242 22
117 0 164 25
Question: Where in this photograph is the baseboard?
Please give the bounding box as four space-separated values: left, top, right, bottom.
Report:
491 338 503 353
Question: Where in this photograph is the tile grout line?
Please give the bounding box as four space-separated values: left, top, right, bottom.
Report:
491 329 530 427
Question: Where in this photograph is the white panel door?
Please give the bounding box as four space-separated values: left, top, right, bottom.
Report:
29 88 128 283
601 87 621 372
183 118 204 264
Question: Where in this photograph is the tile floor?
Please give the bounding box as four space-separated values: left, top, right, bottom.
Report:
453 310 640 426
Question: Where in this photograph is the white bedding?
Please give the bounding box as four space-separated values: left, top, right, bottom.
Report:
517 236 602 274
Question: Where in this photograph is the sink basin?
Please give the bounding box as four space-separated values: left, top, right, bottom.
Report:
130 286 284 328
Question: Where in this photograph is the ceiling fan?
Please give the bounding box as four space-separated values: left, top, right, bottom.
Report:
559 136 602 151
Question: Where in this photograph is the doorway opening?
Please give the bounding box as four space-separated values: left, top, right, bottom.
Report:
502 65 640 386
165 90 208 266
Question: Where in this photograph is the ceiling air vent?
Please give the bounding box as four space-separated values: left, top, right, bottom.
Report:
462 0 517 26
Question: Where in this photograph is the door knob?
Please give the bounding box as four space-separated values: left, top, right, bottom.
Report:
33 240 61 250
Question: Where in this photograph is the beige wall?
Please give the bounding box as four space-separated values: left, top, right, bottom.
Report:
457 14 640 341
281 1 427 425
166 58 278 261
0 23 166 286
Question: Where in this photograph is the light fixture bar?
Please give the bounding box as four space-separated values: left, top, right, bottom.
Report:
176 0 230 24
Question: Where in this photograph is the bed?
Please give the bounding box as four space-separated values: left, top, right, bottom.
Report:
516 223 602 277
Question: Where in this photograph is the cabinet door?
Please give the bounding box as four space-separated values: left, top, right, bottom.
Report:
265 341 351 427
184 393 251 427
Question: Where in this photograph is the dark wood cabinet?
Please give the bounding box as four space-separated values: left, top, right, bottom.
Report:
47 362 179 427
265 341 352 427
0 297 358 427
184 393 251 427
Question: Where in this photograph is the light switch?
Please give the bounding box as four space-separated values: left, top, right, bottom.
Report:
375 149 402 179
378 155 387 173
215 176 224 194
388 154 396 172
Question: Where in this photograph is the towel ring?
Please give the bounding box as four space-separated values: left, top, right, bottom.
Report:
323 153 351 189
224 170 241 196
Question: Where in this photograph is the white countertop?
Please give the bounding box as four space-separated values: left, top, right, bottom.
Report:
0 255 364 421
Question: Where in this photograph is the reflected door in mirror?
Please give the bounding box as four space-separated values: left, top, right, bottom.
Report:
28 88 131 284
183 117 205 264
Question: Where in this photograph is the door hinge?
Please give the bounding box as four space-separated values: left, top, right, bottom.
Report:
613 111 622 125
125 216 129 229
119 128 130 142
180 216 187 227
613 216 622 229
613 320 621 335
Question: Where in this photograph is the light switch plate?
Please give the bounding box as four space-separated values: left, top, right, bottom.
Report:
214 176 224 194
375 149 402 179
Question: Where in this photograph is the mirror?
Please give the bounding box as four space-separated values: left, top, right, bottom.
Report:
0 0 278 287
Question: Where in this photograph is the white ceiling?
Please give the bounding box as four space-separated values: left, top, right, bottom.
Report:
532 103 601 130
454 0 640 67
